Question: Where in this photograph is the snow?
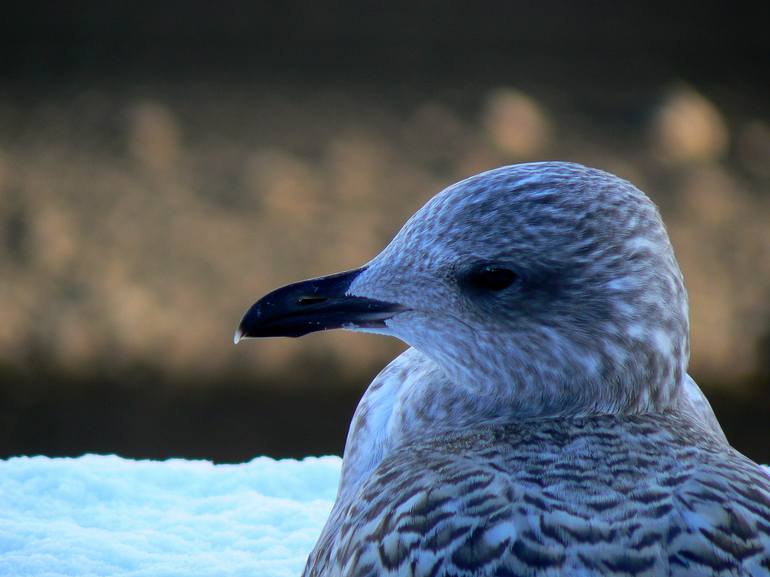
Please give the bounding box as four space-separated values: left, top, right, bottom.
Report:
0 454 341 577
2 454 767 577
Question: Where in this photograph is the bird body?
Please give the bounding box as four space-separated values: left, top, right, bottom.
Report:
309 409 770 576
305 349 768 577
236 162 770 576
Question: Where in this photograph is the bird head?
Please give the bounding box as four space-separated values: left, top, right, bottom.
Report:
236 162 689 418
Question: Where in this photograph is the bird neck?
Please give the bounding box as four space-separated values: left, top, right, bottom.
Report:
337 344 691 503
426 325 684 421
337 348 430 500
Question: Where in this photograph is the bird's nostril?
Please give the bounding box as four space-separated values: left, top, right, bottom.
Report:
297 295 328 305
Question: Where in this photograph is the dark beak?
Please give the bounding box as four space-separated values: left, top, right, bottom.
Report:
234 267 405 342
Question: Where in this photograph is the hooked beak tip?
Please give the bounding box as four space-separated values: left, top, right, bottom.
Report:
233 327 244 345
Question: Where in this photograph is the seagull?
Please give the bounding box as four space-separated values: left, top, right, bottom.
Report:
236 162 770 576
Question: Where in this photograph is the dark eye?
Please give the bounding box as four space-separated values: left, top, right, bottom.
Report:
464 265 518 292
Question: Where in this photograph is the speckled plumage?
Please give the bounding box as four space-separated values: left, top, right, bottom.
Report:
311 412 770 576
262 162 770 576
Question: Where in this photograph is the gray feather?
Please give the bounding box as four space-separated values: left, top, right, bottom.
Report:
299 162 770 576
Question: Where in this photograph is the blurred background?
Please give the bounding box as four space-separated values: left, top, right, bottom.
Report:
1 2 769 463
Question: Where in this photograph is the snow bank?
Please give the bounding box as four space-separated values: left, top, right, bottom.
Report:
0 454 341 577
3 455 767 577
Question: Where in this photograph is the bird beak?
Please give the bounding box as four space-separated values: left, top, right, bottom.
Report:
234 267 405 342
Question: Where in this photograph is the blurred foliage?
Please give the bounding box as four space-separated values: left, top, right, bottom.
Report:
0 1 769 461
0 81 769 392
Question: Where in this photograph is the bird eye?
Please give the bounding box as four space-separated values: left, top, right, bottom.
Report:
464 265 518 292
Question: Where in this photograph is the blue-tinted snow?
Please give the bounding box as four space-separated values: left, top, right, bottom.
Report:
0 454 341 577
2 455 768 576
